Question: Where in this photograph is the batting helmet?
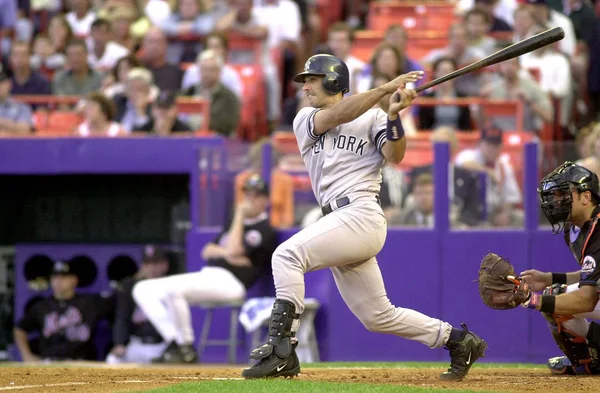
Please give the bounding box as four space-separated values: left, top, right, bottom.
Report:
293 54 350 95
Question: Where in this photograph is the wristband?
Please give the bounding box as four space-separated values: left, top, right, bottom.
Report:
552 273 567 285
539 295 556 313
386 117 404 141
522 292 540 309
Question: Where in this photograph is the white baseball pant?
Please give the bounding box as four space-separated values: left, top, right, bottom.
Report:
273 196 452 349
132 267 246 345
105 337 168 364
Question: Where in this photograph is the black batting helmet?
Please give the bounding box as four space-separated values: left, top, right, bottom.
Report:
538 161 600 233
293 54 350 95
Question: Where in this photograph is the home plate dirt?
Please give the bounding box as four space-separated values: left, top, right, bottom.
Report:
0 364 596 393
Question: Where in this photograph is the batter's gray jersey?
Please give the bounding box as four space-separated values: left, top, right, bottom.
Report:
293 107 388 206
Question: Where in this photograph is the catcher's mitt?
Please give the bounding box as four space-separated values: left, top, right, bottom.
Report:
478 252 530 310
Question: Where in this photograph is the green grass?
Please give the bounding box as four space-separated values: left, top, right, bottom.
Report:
129 380 507 393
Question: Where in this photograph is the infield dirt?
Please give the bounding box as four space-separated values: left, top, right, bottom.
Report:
0 364 595 393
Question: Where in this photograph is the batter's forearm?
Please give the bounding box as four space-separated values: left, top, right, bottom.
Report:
314 87 388 134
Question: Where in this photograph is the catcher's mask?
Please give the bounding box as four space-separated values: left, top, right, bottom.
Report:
538 161 600 234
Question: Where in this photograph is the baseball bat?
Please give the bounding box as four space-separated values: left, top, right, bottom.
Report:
414 27 564 93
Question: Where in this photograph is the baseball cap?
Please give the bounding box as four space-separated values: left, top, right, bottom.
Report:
143 244 169 263
243 174 269 196
155 90 177 109
480 127 503 145
51 260 76 276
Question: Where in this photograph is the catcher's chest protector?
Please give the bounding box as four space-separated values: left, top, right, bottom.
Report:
564 209 600 265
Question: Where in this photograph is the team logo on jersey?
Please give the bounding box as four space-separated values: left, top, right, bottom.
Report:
582 255 596 274
332 135 368 156
245 230 263 247
43 306 91 342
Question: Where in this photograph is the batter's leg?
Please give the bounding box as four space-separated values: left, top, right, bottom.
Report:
331 257 487 381
242 201 386 379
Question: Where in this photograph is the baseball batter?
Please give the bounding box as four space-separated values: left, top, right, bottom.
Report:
242 54 487 381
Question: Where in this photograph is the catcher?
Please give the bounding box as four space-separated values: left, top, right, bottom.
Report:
479 161 600 375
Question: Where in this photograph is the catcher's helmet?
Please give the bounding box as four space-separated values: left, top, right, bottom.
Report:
293 54 350 95
538 161 600 233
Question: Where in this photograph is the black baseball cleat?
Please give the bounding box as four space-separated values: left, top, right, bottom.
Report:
440 323 487 381
241 298 301 379
242 342 300 379
151 341 198 364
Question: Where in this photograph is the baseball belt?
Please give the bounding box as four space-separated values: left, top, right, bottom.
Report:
321 195 381 216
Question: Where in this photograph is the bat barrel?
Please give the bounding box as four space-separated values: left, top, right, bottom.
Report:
415 27 564 93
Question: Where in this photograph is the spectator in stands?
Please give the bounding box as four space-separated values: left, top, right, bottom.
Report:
524 0 576 57
234 138 294 228
114 67 156 132
159 0 218 63
480 56 553 134
389 173 435 228
589 19 600 123
576 123 600 175
49 14 74 54
133 174 278 364
8 41 52 96
30 16 73 74
355 43 405 94
473 0 512 32
465 8 497 56
107 5 140 52
454 126 523 228
418 57 473 131
65 0 97 37
76 91 125 137
139 26 183 91
512 6 540 45
137 90 193 135
14 259 114 362
566 0 595 48
408 126 486 228
423 23 487 96
0 0 17 59
87 18 129 73
216 0 282 128
98 0 171 40
52 38 103 96
575 122 598 161
181 32 243 99
103 55 154 99
183 49 240 136
455 0 517 27
519 25 572 130
160 0 225 37
0 70 34 134
251 0 302 105
106 246 171 365
361 24 423 89
321 22 365 95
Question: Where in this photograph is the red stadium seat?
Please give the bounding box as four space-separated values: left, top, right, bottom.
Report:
367 2 458 33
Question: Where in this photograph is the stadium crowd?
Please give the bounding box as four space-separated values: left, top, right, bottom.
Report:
0 0 599 230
